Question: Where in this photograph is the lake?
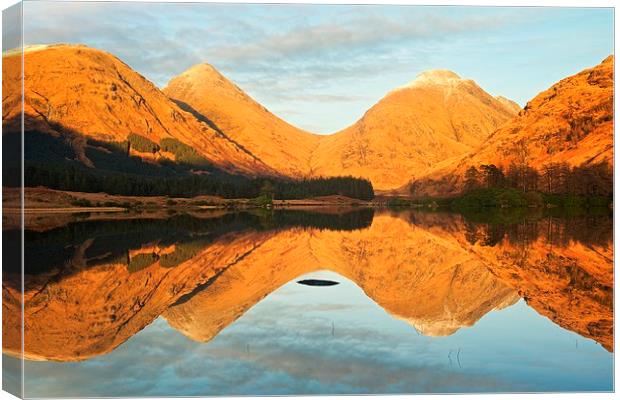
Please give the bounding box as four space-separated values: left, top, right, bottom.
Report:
2 208 613 396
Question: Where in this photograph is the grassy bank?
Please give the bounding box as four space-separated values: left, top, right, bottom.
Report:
451 188 611 210
389 188 612 212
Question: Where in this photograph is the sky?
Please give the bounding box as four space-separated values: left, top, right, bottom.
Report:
7 2 615 133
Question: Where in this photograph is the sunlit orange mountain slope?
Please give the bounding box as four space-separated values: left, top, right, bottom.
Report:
495 95 522 114
166 67 519 190
410 56 614 196
5 44 610 195
163 64 321 176
2 44 272 175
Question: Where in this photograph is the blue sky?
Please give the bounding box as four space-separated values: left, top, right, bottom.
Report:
16 3 614 133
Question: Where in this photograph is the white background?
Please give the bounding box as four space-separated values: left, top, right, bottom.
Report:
0 0 616 399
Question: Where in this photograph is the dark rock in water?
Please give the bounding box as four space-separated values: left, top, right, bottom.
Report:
297 279 340 287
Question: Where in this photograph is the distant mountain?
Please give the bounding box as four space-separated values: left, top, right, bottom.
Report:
495 95 522 114
2 44 273 177
311 70 519 190
7 43 607 197
163 63 321 176
167 66 519 191
165 66 518 190
410 56 614 196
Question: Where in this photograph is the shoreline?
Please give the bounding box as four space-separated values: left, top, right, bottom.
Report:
5 203 377 214
5 207 128 214
2 187 383 213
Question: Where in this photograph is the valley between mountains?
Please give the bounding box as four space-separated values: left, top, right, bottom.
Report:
2 44 614 200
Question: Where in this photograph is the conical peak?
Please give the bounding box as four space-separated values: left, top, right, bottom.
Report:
186 62 218 74
415 69 461 83
601 54 614 64
178 62 225 82
393 69 465 92
168 62 252 103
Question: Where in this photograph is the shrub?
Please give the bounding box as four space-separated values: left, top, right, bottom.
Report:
523 191 544 207
160 138 210 166
543 193 610 209
128 133 160 154
387 198 411 207
452 188 526 209
127 252 159 273
249 194 273 207
70 198 92 207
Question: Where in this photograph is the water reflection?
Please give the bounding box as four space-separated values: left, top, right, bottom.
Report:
1 208 613 394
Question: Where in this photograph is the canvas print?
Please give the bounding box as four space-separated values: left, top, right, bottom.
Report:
1 1 614 397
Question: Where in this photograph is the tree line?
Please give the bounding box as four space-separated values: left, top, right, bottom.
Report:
463 161 612 197
8 129 375 201
23 162 375 201
462 138 612 197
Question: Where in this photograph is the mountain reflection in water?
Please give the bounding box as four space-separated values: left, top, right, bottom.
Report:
1 207 613 395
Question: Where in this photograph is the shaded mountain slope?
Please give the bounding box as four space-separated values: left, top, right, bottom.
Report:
2 44 272 176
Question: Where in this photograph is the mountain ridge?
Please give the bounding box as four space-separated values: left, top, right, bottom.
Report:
7 43 609 195
164 62 322 177
2 44 276 177
165 61 520 190
407 55 614 196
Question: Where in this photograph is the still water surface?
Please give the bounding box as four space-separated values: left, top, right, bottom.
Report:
2 208 613 396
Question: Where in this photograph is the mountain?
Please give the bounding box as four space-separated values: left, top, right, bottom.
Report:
410 56 614 196
8 44 606 197
165 66 519 191
2 44 272 176
495 95 522 114
163 64 321 176
311 70 519 190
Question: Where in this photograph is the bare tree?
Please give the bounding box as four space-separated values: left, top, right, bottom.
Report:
464 166 480 191
513 139 531 192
